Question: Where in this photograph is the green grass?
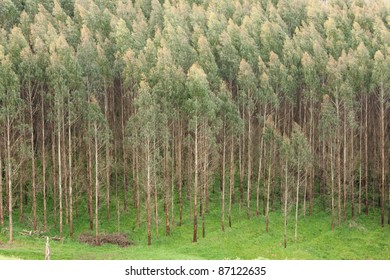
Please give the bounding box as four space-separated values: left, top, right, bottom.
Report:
0 192 389 260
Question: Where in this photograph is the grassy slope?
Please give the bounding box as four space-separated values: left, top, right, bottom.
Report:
0 193 389 260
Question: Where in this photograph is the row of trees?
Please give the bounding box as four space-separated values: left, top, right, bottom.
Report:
0 0 389 247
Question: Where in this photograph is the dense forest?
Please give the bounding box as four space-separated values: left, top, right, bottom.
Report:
0 0 389 248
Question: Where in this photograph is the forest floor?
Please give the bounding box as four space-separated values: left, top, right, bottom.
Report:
0 196 389 260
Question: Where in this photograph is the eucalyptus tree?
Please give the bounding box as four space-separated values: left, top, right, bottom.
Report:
291 122 311 241
148 0 163 37
0 45 22 243
256 58 279 220
319 94 339 230
277 0 307 36
163 21 197 73
186 63 215 242
61 45 83 238
96 42 114 222
32 31 50 232
301 49 325 216
206 10 227 51
47 33 76 238
0 0 19 31
266 52 287 213
130 9 149 53
262 115 281 233
215 82 242 231
348 42 372 216
326 55 346 226
372 49 390 227
19 44 40 231
197 34 220 93
88 95 110 244
8 26 39 230
113 17 140 213
238 24 259 74
281 134 291 248
132 80 159 245
217 31 240 91
121 48 142 215
115 0 136 27
238 59 258 220
152 41 186 232
260 19 286 61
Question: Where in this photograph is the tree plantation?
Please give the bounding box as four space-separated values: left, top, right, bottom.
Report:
0 0 389 258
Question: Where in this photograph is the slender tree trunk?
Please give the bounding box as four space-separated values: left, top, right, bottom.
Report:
151 139 158 239
132 147 137 209
205 131 210 215
380 83 385 227
68 105 73 238
171 136 175 230
94 121 99 245
153 139 158 240
247 110 252 220
309 97 314 216
187 141 193 219
295 158 300 241
359 103 362 215
29 100 37 231
178 118 183 226
114 137 120 235
58 109 63 239
322 140 327 211
202 121 207 238
266 144 272 234
284 158 288 248
343 107 347 222
147 140 152 246
263 144 268 216
302 104 307 218
87 129 93 230
256 106 266 216
336 98 341 225
136 148 140 227
51 129 57 227
19 161 23 223
303 170 307 217
239 134 244 204
105 87 110 221
121 94 127 212
221 121 226 231
7 115 13 243
62 117 68 226
229 132 234 228
331 144 335 231
365 94 369 215
41 94 47 231
105 143 110 221
351 117 355 221
0 157 3 226
164 138 170 236
193 116 198 243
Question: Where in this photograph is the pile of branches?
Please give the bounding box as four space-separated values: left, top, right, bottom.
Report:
78 233 132 247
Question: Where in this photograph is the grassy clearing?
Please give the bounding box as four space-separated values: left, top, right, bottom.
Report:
0 195 388 260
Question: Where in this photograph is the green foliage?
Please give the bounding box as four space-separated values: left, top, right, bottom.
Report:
185 63 215 120
0 0 389 259
0 45 21 119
